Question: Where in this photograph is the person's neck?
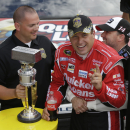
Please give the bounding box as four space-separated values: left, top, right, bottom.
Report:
77 53 88 60
15 31 30 44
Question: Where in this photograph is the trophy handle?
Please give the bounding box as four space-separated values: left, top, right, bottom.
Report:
31 81 37 111
21 87 29 110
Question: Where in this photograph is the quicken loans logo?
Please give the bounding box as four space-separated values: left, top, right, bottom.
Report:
64 73 93 90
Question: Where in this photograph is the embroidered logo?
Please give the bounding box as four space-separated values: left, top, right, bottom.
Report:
90 68 96 73
67 63 75 73
113 73 121 79
39 48 47 58
61 64 66 69
60 57 69 61
64 49 72 56
78 70 88 78
107 18 114 24
73 17 82 28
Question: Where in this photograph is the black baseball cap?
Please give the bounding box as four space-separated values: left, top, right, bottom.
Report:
68 15 93 37
96 17 130 37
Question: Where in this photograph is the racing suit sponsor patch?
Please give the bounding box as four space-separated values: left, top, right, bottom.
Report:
118 87 125 94
78 70 88 78
92 59 103 67
90 68 96 73
113 73 121 79
64 73 94 90
60 57 68 61
61 64 66 69
69 58 76 63
67 63 75 73
124 53 128 58
70 87 95 98
106 86 118 99
64 49 71 56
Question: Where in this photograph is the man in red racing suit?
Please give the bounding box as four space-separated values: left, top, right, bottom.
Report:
42 15 126 130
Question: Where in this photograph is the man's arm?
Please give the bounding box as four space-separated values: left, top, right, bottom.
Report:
0 84 25 100
66 87 127 112
66 61 126 112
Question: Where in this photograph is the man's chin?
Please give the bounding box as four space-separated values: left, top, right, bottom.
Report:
102 40 106 44
32 35 37 40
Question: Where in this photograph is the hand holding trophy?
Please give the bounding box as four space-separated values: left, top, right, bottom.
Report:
12 46 42 123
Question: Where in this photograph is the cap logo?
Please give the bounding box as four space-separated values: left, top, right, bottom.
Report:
107 18 114 24
83 23 93 33
118 26 126 33
73 17 82 28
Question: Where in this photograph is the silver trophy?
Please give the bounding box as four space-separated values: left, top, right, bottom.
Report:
12 46 42 123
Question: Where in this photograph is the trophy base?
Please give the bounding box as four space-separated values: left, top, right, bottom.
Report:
17 109 41 123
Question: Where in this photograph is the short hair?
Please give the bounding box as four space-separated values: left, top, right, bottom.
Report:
13 5 36 23
117 31 129 44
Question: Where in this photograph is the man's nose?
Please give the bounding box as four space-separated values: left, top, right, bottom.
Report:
78 37 83 44
34 24 39 31
101 31 106 38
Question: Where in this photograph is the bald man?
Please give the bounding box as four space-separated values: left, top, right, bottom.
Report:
0 5 56 110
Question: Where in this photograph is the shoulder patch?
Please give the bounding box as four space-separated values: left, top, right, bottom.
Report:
64 49 72 56
39 48 47 58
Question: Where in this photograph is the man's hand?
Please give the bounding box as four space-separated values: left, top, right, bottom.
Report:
71 97 88 114
15 84 26 99
42 107 50 121
88 64 102 91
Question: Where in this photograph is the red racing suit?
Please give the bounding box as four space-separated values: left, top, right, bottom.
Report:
45 39 126 130
45 39 126 109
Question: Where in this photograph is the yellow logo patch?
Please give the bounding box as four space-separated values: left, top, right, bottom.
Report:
39 48 47 58
73 17 82 28
90 68 96 73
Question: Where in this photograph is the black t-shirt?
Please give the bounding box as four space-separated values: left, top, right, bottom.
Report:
0 30 56 110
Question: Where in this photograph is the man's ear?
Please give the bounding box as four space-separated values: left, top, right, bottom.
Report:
118 34 125 42
14 22 20 31
92 30 95 37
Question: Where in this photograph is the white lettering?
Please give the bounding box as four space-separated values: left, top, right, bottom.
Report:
74 80 79 87
64 73 93 90
107 92 118 99
106 86 117 94
71 87 95 97
118 26 126 32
